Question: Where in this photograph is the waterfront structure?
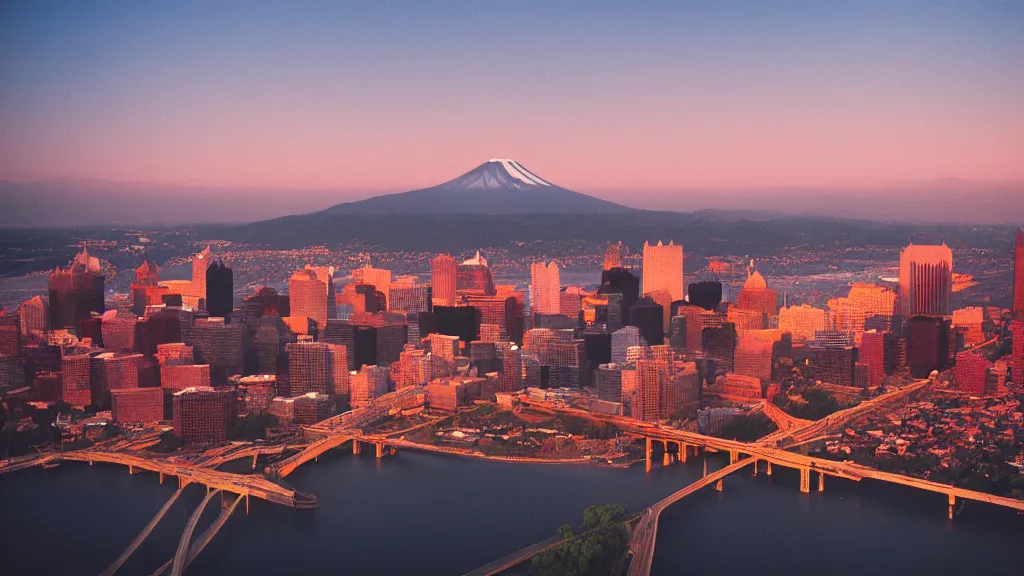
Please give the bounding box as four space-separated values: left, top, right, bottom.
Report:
779 304 827 342
430 254 457 307
48 246 104 333
899 243 953 316
289 267 331 330
642 241 684 302
172 387 237 446
735 271 777 316
111 387 164 423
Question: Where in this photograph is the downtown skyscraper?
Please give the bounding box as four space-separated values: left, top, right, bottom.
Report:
48 245 105 333
1014 229 1023 317
642 241 684 303
898 243 953 317
530 261 561 315
431 254 457 307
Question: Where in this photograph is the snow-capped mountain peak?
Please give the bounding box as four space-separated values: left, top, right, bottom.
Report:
438 159 554 191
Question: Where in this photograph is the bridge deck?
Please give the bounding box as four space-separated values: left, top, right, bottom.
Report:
100 488 183 576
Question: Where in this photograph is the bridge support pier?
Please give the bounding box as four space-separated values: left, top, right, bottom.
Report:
752 459 758 477
715 479 723 491
252 453 259 470
948 494 955 519
702 458 707 478
159 472 164 484
645 437 652 473
818 472 825 492
766 462 773 476
678 443 687 463
129 465 135 475
729 450 739 465
246 494 250 515
799 468 811 493
352 440 361 455
375 443 385 459
663 440 671 467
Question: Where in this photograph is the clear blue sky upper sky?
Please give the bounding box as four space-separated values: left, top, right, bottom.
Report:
1 1 1021 192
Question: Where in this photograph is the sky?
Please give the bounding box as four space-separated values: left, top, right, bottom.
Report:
1 1 1022 199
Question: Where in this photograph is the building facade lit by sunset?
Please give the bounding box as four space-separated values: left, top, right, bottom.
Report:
530 261 561 316
736 271 777 317
48 246 105 333
289 267 330 329
430 254 457 307
898 243 953 317
778 304 826 342
1015 230 1024 317
642 241 683 302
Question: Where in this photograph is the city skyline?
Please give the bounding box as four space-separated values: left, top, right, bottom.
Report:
2 2 1023 197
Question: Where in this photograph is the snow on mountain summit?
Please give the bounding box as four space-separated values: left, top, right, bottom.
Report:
318 158 631 215
438 159 554 191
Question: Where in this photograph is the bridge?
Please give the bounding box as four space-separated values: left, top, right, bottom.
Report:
627 457 755 576
50 449 317 510
756 378 931 447
99 489 183 576
461 515 643 576
149 493 244 576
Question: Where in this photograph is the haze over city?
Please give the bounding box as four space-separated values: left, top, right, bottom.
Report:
2 1 1023 225
2 3 1024 576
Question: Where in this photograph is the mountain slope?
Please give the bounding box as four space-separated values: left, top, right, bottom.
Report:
321 159 631 215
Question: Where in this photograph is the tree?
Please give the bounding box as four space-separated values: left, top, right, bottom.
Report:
530 504 631 576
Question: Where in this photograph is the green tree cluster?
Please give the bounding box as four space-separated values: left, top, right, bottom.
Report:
226 413 279 441
530 503 631 576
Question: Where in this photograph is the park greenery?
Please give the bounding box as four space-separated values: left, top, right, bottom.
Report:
530 503 632 576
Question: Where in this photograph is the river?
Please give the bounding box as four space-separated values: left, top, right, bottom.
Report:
1 450 1022 575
